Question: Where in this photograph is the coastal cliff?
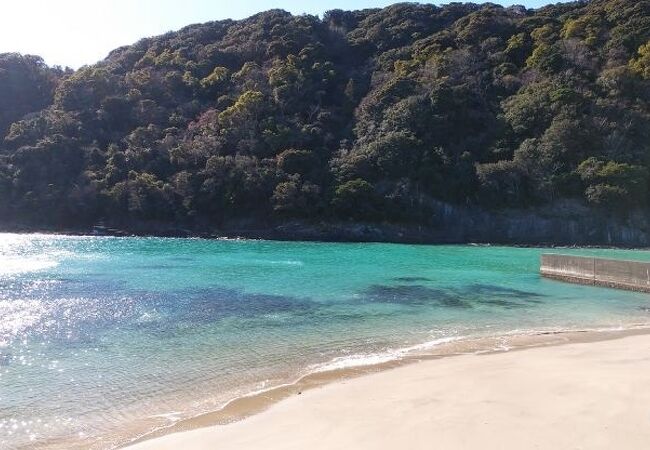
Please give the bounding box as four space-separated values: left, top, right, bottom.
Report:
270 200 650 246
3 199 648 247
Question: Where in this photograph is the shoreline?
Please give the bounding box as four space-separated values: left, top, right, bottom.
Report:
124 327 650 450
121 323 650 449
2 229 650 251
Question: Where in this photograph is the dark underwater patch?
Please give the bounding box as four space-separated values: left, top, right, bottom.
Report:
465 284 545 303
3 277 317 344
475 298 528 309
168 256 195 262
362 284 472 308
136 264 186 270
393 276 432 283
167 287 316 322
359 281 547 310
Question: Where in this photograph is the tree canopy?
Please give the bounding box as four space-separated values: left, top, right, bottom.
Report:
1 0 650 230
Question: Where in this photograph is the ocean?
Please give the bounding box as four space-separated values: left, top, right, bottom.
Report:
2 233 650 448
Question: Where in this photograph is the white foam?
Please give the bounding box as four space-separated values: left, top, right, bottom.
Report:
308 353 401 372
150 412 183 422
251 259 304 266
307 336 464 373
305 323 650 375
401 336 464 353
136 310 163 324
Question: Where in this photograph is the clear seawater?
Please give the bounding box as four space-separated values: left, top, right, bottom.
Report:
2 233 650 449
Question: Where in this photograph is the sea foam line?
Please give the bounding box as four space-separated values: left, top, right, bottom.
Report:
306 336 464 373
122 322 650 449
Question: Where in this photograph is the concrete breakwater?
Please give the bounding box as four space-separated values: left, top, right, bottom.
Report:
540 254 650 293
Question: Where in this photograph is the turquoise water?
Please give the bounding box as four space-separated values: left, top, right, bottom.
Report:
2 233 650 449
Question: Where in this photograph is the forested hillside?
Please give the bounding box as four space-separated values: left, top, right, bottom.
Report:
1 0 650 239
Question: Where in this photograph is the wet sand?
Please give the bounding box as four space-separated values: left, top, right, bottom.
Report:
125 332 650 450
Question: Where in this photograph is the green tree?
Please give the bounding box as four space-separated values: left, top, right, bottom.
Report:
332 179 378 220
576 158 649 208
630 41 650 79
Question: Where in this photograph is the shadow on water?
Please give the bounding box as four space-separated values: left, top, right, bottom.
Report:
393 276 432 283
153 287 317 323
363 285 472 308
468 284 544 301
1 277 319 348
4 274 550 355
360 282 547 310
135 264 189 270
168 256 196 262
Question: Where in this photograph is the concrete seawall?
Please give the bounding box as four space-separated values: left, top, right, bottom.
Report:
540 254 650 293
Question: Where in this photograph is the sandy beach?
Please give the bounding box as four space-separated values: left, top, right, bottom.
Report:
126 333 650 450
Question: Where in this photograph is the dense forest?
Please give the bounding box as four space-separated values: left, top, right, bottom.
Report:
1 0 650 239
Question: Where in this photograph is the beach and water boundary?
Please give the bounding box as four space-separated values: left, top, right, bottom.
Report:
124 326 650 450
122 324 650 449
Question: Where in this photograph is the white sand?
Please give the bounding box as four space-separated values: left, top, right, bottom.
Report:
127 334 650 450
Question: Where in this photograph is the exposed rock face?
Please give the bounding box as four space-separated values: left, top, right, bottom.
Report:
2 200 648 247
270 201 650 246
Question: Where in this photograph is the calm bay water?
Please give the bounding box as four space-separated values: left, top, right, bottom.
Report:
2 233 650 449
